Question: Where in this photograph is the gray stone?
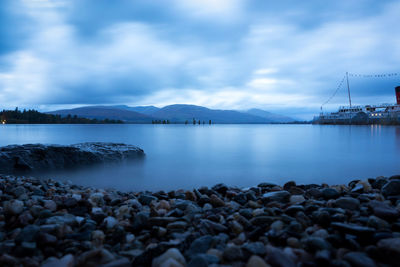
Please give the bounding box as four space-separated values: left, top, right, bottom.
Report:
265 245 295 267
4 199 24 215
377 237 400 262
351 183 364 193
128 199 142 209
21 241 36 252
286 237 300 248
203 203 212 211
321 188 340 199
101 258 131 267
42 254 74 267
0 142 144 173
302 237 331 252
90 193 105 207
46 214 77 225
290 195 305 205
12 186 26 197
104 216 118 229
335 197 360 210
0 254 19 266
312 229 329 239
148 217 179 226
64 197 78 208
43 200 57 211
316 250 331 262
239 208 253 218
223 245 244 262
174 199 191 210
331 222 375 236
270 220 284 231
242 242 267 255
230 220 244 234
246 255 270 267
382 180 400 196
371 178 388 189
285 205 305 215
262 191 291 203
283 181 296 191
250 216 275 226
369 200 399 220
138 194 157 205
15 225 40 243
343 252 376 267
132 211 149 230
213 233 229 249
187 235 213 256
78 248 115 266
367 216 390 230
120 249 144 259
166 221 188 231
37 232 57 246
152 248 186 267
212 183 229 194
187 254 211 267
199 219 228 233
210 194 225 207
234 193 248 205
258 182 277 188
306 188 322 198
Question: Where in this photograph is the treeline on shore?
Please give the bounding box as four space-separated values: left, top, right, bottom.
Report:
0 108 123 124
1 108 309 125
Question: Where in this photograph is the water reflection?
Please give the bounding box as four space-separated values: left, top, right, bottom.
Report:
395 127 400 149
0 124 399 191
35 158 146 191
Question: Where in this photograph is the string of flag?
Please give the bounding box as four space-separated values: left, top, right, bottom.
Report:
348 72 400 78
321 74 346 109
321 71 400 109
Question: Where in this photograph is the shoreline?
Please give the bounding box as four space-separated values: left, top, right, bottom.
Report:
0 174 399 266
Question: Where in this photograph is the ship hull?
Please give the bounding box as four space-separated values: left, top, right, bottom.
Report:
314 111 400 125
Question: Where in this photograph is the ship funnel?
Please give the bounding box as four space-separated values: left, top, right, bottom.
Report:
396 86 400 105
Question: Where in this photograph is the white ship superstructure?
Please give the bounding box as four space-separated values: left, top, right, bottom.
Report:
316 103 400 124
314 72 400 124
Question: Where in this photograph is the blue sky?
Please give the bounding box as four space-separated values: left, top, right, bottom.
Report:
0 0 399 119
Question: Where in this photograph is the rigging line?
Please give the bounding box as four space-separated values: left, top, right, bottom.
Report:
321 75 346 109
348 72 400 77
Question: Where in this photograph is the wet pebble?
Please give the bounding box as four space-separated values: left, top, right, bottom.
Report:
4 199 24 215
0 174 399 266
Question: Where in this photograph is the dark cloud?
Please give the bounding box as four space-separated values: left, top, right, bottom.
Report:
0 0 399 119
0 0 34 55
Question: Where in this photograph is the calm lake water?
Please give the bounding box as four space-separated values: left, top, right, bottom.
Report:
0 124 399 191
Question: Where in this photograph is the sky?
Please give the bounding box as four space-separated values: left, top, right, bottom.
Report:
0 0 400 119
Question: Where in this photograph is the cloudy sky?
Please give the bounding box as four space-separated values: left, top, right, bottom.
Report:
1 0 400 119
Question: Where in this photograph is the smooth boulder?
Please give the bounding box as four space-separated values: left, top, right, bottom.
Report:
0 142 144 173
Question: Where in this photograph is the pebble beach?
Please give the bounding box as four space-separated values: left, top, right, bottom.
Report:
1 174 400 267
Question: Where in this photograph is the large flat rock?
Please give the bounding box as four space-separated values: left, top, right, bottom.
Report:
0 142 144 173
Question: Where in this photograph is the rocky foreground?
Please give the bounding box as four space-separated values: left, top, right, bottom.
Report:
0 143 144 174
0 175 400 267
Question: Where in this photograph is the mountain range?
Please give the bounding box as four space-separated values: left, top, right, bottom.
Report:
47 104 296 124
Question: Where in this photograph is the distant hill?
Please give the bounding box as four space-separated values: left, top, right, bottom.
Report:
48 104 297 124
150 104 273 123
244 108 295 123
111 105 160 115
47 106 154 123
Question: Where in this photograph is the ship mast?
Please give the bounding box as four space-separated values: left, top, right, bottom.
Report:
346 71 352 107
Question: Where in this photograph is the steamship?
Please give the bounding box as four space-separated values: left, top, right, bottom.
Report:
314 73 400 124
